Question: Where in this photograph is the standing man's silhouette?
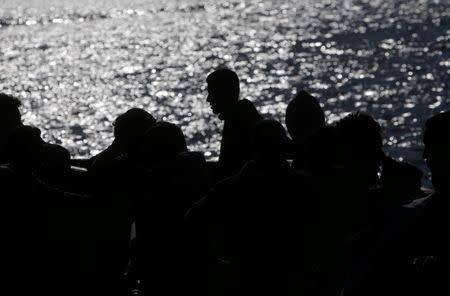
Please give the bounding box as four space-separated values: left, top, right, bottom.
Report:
206 68 262 179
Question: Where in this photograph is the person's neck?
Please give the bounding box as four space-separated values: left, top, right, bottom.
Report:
219 101 239 120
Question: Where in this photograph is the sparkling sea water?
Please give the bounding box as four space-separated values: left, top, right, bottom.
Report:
1 0 449 176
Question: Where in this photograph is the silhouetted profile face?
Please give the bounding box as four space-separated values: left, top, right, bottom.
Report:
113 108 156 152
285 91 325 145
423 111 450 193
206 68 240 118
335 112 383 188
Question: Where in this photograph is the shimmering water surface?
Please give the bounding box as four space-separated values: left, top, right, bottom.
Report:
1 0 449 172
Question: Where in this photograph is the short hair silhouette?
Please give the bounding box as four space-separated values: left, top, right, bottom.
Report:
206 68 240 98
0 93 22 129
335 112 383 186
423 111 450 192
6 125 43 170
423 111 450 148
139 121 188 165
335 112 382 160
113 108 156 148
206 68 240 117
285 91 325 144
251 119 290 160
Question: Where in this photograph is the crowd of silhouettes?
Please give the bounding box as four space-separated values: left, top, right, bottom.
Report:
0 67 449 296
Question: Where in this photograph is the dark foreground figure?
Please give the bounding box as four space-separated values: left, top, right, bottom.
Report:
187 120 315 295
344 111 450 296
0 125 90 296
131 122 208 295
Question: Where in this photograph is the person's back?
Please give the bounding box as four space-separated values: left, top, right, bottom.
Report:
206 68 262 180
219 99 262 177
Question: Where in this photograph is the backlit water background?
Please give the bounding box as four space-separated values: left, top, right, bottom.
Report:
1 0 449 179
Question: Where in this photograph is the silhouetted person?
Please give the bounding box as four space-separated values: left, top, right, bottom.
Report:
90 108 156 175
343 111 450 296
0 125 89 295
335 112 383 191
206 68 262 180
89 108 156 296
134 121 188 167
131 122 207 295
187 119 314 295
312 112 384 296
0 126 44 291
285 91 326 170
0 93 22 164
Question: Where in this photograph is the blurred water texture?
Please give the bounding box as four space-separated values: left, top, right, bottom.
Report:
0 0 449 173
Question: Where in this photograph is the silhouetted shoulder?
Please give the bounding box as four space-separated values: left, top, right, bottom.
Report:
234 99 263 122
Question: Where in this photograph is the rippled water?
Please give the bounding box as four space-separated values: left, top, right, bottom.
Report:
1 0 449 173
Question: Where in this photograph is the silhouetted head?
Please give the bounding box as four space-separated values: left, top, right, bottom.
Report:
251 119 290 162
6 125 44 172
423 111 450 193
40 143 71 176
206 68 240 119
113 108 156 152
285 91 325 145
335 112 383 188
139 122 188 167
